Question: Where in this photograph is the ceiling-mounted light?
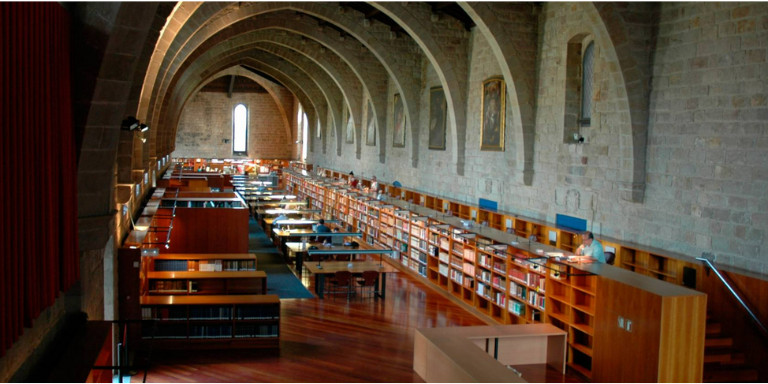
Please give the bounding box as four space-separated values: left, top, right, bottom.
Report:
139 123 149 132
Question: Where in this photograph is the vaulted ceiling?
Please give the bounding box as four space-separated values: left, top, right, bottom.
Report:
136 2 485 167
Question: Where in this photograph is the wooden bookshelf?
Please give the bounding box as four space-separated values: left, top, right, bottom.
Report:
285 169 707 381
145 271 267 295
140 294 280 349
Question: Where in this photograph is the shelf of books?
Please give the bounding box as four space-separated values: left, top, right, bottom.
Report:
140 294 280 348
284 168 705 381
545 261 596 378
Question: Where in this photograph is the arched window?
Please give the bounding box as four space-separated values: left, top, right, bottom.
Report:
297 104 308 160
563 35 594 143
233 104 248 154
580 41 595 126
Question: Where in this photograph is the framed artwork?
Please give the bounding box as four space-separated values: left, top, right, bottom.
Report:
366 101 376 146
345 106 354 143
480 77 505 151
428 87 446 150
393 93 405 147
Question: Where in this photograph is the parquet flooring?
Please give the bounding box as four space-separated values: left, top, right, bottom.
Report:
132 257 585 382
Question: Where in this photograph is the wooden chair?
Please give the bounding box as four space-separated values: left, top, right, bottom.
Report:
327 270 353 301
356 270 379 300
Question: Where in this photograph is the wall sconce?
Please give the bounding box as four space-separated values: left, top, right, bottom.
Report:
573 133 585 143
139 123 149 132
121 116 140 131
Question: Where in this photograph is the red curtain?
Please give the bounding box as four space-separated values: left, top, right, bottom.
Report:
1 2 79 357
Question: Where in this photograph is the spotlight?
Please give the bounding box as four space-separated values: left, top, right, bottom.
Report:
121 116 140 131
139 124 149 132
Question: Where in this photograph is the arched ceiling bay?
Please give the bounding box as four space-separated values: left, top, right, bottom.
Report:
139 2 478 168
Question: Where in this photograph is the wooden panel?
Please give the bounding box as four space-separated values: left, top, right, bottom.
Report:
658 294 706 382
593 277 662 382
140 294 279 306
164 208 249 253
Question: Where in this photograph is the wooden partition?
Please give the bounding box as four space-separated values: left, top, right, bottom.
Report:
592 267 706 382
165 208 249 253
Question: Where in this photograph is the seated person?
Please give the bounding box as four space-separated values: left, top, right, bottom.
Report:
575 231 605 263
314 219 331 243
370 176 379 195
273 213 289 229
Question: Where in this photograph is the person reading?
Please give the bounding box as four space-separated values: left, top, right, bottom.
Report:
273 213 288 230
314 219 331 243
575 231 605 263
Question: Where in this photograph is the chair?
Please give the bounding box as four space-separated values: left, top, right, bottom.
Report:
605 251 616 265
356 270 379 300
327 270 353 301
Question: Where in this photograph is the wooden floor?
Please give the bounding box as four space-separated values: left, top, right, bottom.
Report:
132 257 586 383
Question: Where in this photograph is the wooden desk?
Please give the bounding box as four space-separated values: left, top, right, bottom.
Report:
413 324 567 382
304 261 398 299
287 239 375 272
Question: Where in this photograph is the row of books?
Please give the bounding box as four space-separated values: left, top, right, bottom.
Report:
236 306 280 320
234 324 279 338
154 259 258 272
142 306 189 320
150 280 195 293
190 325 234 339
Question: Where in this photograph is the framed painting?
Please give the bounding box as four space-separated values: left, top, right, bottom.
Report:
428 87 446 150
345 106 354 144
393 93 405 147
366 101 376 146
480 77 505 151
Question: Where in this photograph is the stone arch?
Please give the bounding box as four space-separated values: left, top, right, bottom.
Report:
168 44 340 157
74 2 172 252
458 2 538 185
371 2 471 175
193 66 294 142
140 3 423 168
164 52 325 156
592 2 656 203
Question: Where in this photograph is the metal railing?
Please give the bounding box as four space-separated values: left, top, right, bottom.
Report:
697 252 768 340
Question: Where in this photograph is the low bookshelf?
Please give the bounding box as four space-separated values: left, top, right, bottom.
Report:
140 294 280 349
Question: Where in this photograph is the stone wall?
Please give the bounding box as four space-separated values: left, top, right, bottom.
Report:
308 2 768 273
172 91 295 160
647 2 768 271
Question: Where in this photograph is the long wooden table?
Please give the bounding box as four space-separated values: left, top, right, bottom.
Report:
287 239 373 272
304 261 398 299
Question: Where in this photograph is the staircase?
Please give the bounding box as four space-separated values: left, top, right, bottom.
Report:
703 319 759 382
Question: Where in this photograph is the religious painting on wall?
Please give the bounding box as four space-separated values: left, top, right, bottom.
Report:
428 87 446 150
480 77 505 151
345 106 354 143
366 101 376 146
393 93 406 147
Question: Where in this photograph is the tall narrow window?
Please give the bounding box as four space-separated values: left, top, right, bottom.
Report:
233 104 248 154
580 41 595 127
563 35 593 143
297 104 308 160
